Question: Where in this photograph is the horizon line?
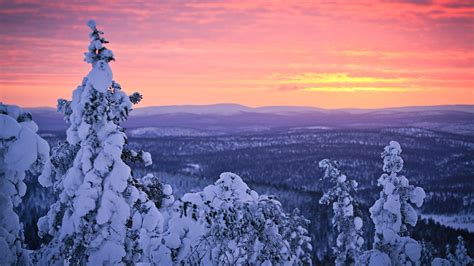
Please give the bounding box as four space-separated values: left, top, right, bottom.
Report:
15 102 474 111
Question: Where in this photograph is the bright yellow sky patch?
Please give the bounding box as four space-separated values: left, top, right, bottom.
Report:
281 73 407 85
302 87 413 92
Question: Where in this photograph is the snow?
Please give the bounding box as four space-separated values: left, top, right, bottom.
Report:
382 178 395 194
0 238 10 262
5 127 38 171
77 121 90 139
128 126 221 137
20 120 39 132
342 203 354 216
361 249 391 266
162 184 172 196
410 187 426 207
401 237 421 262
87 60 112 93
87 19 96 29
91 39 102 50
96 190 116 224
0 115 21 138
421 214 474 233
101 49 114 60
93 151 112 174
163 233 181 249
4 105 21 119
108 160 130 192
383 194 401 214
88 241 126 265
74 181 98 217
354 216 363 230
366 141 426 265
141 151 152 166
36 136 50 160
382 141 404 173
431 258 451 266
103 133 125 158
37 216 49 237
319 159 364 265
337 174 346 182
142 202 160 231
0 104 50 265
62 167 82 197
290 126 332 131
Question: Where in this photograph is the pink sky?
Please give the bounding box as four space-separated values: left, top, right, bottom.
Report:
0 0 473 109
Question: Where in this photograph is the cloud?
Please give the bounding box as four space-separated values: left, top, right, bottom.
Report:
384 0 433 5
301 87 415 92
280 73 407 85
1 0 473 108
273 72 419 93
277 84 414 93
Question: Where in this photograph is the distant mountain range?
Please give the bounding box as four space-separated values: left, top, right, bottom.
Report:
27 104 474 136
122 103 474 116
131 104 328 116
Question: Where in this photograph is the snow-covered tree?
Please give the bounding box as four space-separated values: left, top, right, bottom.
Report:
450 236 473 266
431 258 452 266
433 236 473 266
188 196 312 265
34 20 164 265
318 159 364 266
156 172 312 265
0 103 51 265
420 240 436 266
359 141 426 266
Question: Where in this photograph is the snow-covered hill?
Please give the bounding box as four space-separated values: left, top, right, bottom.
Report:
27 104 474 136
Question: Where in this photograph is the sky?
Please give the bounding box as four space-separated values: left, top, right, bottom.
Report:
0 0 473 109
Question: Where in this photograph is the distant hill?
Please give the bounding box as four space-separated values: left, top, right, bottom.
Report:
132 103 327 116
26 107 67 132
27 104 474 136
132 103 474 115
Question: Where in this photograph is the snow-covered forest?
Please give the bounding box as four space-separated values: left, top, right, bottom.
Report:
1 21 472 266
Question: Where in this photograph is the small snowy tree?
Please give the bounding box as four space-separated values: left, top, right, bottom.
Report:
359 141 426 266
156 172 312 265
420 240 436 266
318 159 364 266
451 236 473 265
431 258 451 266
0 104 51 265
434 236 473 266
35 20 164 265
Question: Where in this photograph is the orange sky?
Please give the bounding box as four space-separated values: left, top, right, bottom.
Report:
0 0 473 109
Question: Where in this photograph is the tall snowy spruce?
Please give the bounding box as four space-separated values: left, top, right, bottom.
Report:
318 159 364 266
359 141 426 266
34 21 164 265
0 104 51 265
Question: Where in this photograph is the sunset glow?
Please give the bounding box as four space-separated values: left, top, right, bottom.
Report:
0 0 473 109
